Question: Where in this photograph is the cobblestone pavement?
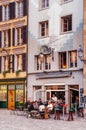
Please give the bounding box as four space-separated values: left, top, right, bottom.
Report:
0 109 86 130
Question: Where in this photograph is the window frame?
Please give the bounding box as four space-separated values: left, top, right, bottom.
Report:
35 54 51 71
16 1 23 18
3 4 9 21
61 15 72 33
39 0 49 10
39 21 49 37
68 51 77 68
59 50 77 69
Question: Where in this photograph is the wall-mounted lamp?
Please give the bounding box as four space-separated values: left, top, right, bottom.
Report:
78 45 86 64
39 45 54 61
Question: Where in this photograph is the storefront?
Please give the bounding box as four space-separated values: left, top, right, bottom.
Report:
0 79 26 109
33 84 79 111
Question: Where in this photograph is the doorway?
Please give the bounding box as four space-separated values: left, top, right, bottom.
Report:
8 90 15 109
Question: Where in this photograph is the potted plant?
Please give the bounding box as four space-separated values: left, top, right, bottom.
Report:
16 69 21 76
2 70 8 77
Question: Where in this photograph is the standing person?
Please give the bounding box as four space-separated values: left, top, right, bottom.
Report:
52 94 57 102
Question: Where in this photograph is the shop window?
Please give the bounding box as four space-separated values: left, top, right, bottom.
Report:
0 85 7 101
68 51 77 68
3 5 9 21
61 15 72 33
39 21 49 37
59 52 67 69
16 85 24 102
40 0 49 9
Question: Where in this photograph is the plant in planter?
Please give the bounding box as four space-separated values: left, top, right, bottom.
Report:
2 70 8 77
16 69 21 76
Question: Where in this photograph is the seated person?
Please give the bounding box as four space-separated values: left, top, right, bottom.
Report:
38 103 45 119
47 101 53 111
39 103 45 112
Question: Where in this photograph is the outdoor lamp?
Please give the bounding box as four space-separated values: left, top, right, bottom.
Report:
39 45 54 61
78 45 86 64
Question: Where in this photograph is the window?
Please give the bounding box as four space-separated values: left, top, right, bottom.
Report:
16 54 22 70
35 54 51 71
59 52 67 69
59 50 77 69
3 56 9 71
16 1 23 18
45 54 51 69
61 15 72 32
40 0 49 9
3 5 9 21
69 51 77 68
0 85 7 101
16 27 23 45
3 30 9 47
36 56 42 70
39 21 48 37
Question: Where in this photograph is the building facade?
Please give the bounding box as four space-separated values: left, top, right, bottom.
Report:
0 0 28 109
28 0 84 110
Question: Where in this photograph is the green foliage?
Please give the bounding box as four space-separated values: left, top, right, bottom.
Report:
16 69 21 76
2 70 8 77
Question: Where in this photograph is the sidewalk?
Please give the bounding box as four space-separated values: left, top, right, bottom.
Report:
0 109 86 130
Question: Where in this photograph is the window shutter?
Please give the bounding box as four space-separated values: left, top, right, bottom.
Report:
22 26 27 44
9 2 15 19
22 53 26 71
8 29 11 47
23 0 27 16
0 57 1 73
0 31 1 48
8 56 10 72
12 55 14 72
0 6 2 21
13 28 15 46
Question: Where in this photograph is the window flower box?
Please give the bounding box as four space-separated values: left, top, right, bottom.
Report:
16 69 21 76
2 70 8 77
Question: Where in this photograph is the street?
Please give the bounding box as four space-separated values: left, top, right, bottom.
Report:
0 109 86 130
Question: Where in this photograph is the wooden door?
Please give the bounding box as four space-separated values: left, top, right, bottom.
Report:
8 90 15 109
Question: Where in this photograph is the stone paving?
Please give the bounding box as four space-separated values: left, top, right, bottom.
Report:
0 109 86 130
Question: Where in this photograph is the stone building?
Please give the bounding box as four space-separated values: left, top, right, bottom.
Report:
0 0 28 109
27 0 84 110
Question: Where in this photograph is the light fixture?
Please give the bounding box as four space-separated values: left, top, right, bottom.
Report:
78 45 86 63
39 45 54 61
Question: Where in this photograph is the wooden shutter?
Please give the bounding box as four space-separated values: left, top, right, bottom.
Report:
12 55 14 72
13 28 15 46
22 53 26 71
9 2 15 19
0 57 1 73
8 56 10 72
23 0 27 16
0 31 1 48
22 26 27 44
0 6 2 21
8 29 11 47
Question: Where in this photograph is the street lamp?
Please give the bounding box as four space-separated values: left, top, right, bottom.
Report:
78 45 86 64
